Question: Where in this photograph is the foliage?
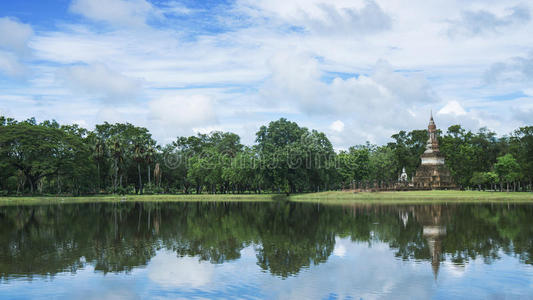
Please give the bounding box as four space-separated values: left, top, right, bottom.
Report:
0 115 532 195
494 154 520 189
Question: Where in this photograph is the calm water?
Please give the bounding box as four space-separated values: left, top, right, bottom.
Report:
1 201 533 299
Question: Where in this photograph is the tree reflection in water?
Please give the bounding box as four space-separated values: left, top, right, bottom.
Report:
0 202 532 280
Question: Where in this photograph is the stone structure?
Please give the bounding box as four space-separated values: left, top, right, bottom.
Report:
412 113 455 189
398 167 408 183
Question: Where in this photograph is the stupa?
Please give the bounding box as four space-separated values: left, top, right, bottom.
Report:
398 167 408 183
412 113 455 189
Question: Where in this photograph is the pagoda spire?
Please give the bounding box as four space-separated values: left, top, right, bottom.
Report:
424 112 440 155
428 111 436 134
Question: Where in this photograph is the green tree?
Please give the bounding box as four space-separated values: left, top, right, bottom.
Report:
494 154 520 192
470 172 487 190
255 118 336 193
0 120 69 194
509 127 533 191
145 143 156 186
389 129 428 177
132 136 146 194
439 125 499 188
368 145 398 183
108 137 125 193
337 146 370 188
89 135 106 192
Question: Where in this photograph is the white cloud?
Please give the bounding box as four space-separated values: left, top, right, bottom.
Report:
56 64 143 101
0 18 33 78
512 103 533 124
267 54 437 114
192 125 226 135
262 54 440 144
448 4 530 37
523 88 533 96
0 105 10 118
262 52 323 111
238 0 391 35
72 119 88 128
438 100 467 116
148 94 217 137
70 0 158 27
160 1 195 15
0 17 33 54
329 120 345 133
0 51 26 77
484 51 533 84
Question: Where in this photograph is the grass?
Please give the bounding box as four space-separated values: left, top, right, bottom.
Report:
0 190 532 206
0 193 282 206
291 190 533 204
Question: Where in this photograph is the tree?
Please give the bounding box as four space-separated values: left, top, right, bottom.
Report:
0 115 530 195
0 120 68 194
89 135 106 192
58 124 95 195
108 137 125 193
145 143 156 186
494 154 520 192
509 126 533 191
337 146 370 188
368 145 398 183
389 129 427 177
439 125 500 188
485 172 498 191
470 172 487 190
132 136 146 194
255 118 335 194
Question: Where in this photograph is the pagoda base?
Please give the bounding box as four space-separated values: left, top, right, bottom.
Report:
413 164 456 189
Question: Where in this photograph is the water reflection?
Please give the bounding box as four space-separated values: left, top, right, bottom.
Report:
0 202 532 281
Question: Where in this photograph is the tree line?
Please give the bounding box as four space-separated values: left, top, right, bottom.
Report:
0 115 531 195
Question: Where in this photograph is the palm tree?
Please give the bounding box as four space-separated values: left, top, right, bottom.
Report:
108 137 124 193
145 143 156 186
91 138 105 192
132 136 145 194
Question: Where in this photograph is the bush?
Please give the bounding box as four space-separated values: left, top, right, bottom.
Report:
167 187 179 194
126 185 136 194
116 186 128 195
144 183 164 195
143 183 154 195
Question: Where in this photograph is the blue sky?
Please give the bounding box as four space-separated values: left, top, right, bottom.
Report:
0 0 532 148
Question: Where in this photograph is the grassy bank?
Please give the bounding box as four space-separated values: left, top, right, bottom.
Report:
0 190 532 206
291 190 533 204
0 194 281 206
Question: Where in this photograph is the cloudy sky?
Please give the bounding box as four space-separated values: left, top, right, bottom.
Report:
0 0 532 148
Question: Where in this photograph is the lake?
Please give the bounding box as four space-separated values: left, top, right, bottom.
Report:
1 201 532 299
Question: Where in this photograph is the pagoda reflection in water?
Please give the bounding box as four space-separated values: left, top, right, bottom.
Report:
423 225 446 279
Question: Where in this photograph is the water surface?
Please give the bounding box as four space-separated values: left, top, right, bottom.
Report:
1 201 532 299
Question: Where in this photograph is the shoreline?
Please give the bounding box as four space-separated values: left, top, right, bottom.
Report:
1 190 532 206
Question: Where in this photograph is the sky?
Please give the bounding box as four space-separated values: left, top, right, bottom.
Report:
0 0 532 149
